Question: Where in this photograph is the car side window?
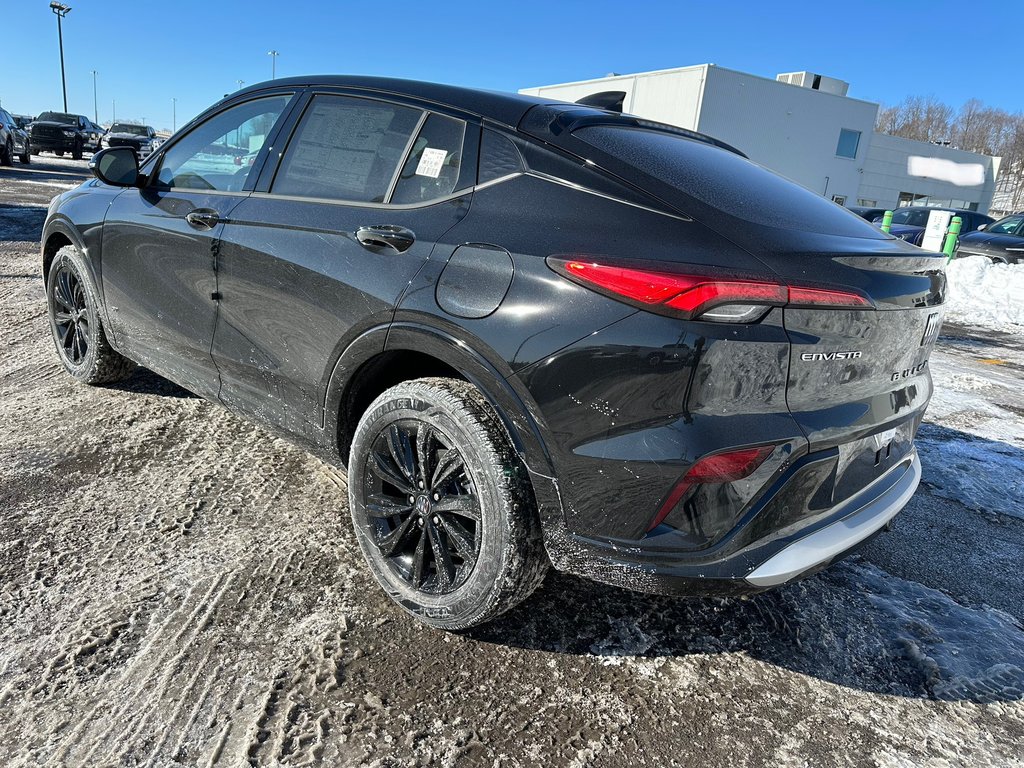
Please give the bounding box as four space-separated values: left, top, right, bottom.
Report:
390 114 467 205
988 216 1024 236
155 95 291 192
271 95 421 203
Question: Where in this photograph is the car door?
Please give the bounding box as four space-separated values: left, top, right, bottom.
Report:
100 93 296 399
212 93 476 439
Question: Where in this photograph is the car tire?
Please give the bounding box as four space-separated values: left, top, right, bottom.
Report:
0 140 12 166
19 144 30 164
71 141 83 161
55 150 64 157
348 377 549 630
46 245 136 385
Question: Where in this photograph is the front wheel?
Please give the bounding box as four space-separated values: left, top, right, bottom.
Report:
348 378 549 630
0 140 12 166
71 141 83 160
46 246 136 384
19 143 31 164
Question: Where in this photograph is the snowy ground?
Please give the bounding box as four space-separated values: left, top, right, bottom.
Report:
1 160 1023 766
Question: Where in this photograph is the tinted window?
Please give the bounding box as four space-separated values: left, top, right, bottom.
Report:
110 123 150 135
890 209 930 227
390 113 467 204
479 129 524 183
574 125 885 237
987 216 1024 236
272 95 420 203
155 95 290 191
37 112 77 125
836 128 861 159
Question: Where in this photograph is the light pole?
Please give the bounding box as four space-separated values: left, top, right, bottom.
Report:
50 2 72 112
90 70 98 124
172 97 177 132
237 79 244 90
268 50 279 79
111 99 115 122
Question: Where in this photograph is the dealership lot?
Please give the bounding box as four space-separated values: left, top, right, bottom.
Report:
1 160 1023 766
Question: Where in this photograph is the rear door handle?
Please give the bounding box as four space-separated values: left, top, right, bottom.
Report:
185 209 221 230
355 225 416 253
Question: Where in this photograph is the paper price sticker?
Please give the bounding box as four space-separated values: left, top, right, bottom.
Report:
416 147 448 179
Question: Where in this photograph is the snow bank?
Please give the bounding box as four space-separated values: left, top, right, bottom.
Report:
945 255 1024 329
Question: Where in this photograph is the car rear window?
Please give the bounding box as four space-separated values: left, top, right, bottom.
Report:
573 125 886 238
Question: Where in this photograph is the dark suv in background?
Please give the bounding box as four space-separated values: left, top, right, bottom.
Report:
100 123 161 159
43 76 942 629
957 214 1024 263
29 111 95 159
0 108 31 165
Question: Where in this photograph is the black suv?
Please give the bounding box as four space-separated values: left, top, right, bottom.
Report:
42 76 941 629
29 111 94 159
0 108 31 165
100 123 161 159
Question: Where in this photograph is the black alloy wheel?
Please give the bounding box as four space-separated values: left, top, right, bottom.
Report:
51 264 91 365
348 378 548 629
364 420 482 594
45 246 135 384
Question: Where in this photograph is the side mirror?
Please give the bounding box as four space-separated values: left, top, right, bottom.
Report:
90 147 140 187
977 223 987 231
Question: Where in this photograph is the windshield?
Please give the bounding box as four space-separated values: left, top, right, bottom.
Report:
37 112 77 125
890 209 934 227
110 124 150 135
987 215 1024 236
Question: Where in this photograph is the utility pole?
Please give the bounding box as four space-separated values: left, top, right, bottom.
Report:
237 79 244 90
90 70 98 123
112 99 115 122
50 2 72 112
268 50 279 79
172 97 177 132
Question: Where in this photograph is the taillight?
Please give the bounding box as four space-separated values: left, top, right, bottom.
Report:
548 258 872 322
648 445 776 532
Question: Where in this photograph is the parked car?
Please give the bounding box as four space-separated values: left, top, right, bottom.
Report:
29 111 94 159
873 206 994 247
43 76 942 629
83 119 105 152
846 205 887 222
0 108 32 164
956 214 1024 264
13 115 34 131
100 123 162 158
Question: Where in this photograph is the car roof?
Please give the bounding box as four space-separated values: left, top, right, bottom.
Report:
234 75 560 127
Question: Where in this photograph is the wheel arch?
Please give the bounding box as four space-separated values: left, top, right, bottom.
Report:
41 219 86 284
325 321 565 534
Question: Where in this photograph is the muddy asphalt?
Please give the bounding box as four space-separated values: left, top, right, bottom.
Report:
1 157 1023 767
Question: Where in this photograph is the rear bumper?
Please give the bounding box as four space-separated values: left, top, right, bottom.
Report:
549 448 920 596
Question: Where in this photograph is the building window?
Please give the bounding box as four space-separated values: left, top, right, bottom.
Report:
831 195 846 206
857 198 877 206
836 128 861 159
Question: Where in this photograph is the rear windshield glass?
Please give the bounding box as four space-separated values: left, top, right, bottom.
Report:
573 125 886 238
37 112 77 125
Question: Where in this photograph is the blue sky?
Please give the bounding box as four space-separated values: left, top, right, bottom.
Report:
2 0 1017 130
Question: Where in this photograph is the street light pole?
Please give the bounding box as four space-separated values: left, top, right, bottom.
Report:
268 50 279 79
172 98 177 132
90 70 98 124
50 3 72 112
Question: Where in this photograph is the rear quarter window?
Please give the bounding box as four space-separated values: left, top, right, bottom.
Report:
573 125 886 238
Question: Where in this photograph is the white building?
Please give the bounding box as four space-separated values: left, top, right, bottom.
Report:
520 65 1001 213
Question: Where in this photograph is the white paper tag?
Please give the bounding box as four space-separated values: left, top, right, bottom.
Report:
415 147 447 179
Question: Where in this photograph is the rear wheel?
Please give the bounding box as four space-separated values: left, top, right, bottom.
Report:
0 139 12 166
348 378 548 630
55 150 64 157
71 141 83 160
46 246 135 384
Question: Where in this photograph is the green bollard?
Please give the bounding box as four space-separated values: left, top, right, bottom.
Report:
943 216 962 261
880 210 893 233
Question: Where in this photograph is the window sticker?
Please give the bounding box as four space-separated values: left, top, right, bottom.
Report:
415 147 448 179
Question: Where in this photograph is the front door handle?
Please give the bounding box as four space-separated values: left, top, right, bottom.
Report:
185 209 221 230
355 225 416 253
